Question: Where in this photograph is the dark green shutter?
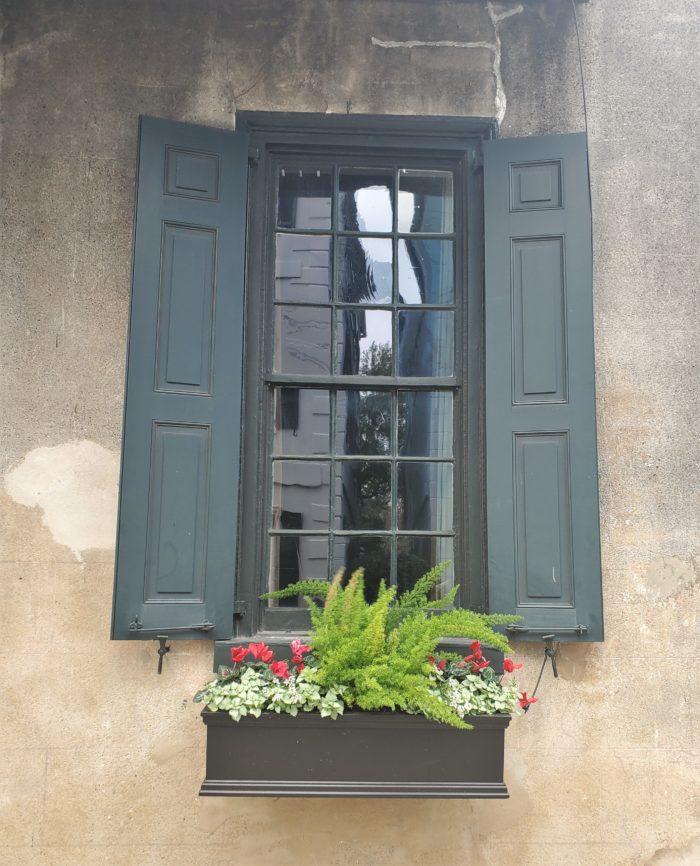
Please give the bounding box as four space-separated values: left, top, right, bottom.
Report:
484 133 603 642
112 116 249 640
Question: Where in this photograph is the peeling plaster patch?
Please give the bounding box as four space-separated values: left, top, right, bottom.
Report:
4 441 119 560
641 556 699 603
486 3 524 125
645 837 700 866
149 731 195 766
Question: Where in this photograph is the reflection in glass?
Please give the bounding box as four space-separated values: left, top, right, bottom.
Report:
398 311 454 377
336 460 391 530
268 536 329 606
397 537 454 597
275 234 331 302
336 390 391 455
339 169 393 232
274 306 332 375
273 388 330 456
272 461 330 529
398 391 452 457
277 167 332 230
337 237 392 304
398 239 454 305
398 462 453 531
332 536 391 602
398 170 453 234
336 309 392 376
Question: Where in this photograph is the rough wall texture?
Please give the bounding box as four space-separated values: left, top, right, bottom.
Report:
1 1 698 865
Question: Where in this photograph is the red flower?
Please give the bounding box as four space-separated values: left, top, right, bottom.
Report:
230 646 249 663
469 640 483 658
427 655 436 664
503 658 522 673
271 660 290 680
295 662 305 673
291 654 304 666
248 642 274 663
471 658 490 673
519 692 538 709
436 659 447 672
290 639 310 657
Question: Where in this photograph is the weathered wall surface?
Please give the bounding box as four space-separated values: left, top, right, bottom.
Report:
1 1 698 864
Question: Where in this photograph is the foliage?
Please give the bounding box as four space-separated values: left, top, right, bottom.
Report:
197 564 528 728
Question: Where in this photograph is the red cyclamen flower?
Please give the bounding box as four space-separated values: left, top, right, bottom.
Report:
471 658 490 673
248 642 274 663
271 660 290 680
436 659 447 672
295 662 305 673
230 646 249 663
290 639 310 657
469 640 483 658
519 692 538 709
503 658 523 673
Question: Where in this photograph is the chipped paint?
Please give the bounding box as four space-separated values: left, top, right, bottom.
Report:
4 441 119 560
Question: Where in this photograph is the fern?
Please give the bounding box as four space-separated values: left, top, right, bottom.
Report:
296 567 516 729
260 579 331 602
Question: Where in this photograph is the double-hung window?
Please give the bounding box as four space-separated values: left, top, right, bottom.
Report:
111 113 603 648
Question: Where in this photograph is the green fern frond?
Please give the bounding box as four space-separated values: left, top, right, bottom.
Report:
259 579 332 601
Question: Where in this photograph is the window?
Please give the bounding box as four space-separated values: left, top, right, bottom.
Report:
112 114 603 647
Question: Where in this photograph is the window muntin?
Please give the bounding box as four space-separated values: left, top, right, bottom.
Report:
267 159 461 607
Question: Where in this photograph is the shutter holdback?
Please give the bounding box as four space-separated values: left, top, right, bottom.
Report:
523 634 559 713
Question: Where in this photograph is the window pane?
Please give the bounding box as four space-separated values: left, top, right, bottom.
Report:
398 391 452 457
272 461 330 529
274 305 331 375
398 169 453 233
398 239 454 305
397 462 453 531
336 390 392 455
397 537 454 597
277 167 332 230
275 234 331 302
335 460 391 530
337 237 392 304
332 536 391 602
268 536 329 605
398 310 454 376
339 169 393 232
273 388 330 455
336 309 392 375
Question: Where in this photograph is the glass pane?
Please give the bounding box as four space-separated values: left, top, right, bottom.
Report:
336 309 392 376
398 239 454 305
275 234 331 302
397 537 454 598
335 460 391 530
277 167 332 230
332 536 391 602
398 170 453 233
398 311 454 377
274 305 331 375
397 462 453 531
271 461 330 529
336 390 392 455
268 536 329 606
273 388 330 456
339 169 393 232
337 237 392 304
398 391 452 457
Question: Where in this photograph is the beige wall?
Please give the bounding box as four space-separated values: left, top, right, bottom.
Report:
1 1 698 864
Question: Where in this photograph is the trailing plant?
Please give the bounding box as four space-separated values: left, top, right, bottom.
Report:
197 564 530 728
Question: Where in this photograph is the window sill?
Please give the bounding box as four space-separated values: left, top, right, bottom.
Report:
199 710 511 799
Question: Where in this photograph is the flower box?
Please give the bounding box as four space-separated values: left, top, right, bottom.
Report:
199 709 511 799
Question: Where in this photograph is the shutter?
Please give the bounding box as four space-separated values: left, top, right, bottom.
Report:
111 116 249 640
484 133 603 642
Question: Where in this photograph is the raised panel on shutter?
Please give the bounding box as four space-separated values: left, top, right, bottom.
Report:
112 116 249 640
485 132 603 642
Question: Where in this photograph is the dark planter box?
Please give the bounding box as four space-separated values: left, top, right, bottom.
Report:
200 710 511 799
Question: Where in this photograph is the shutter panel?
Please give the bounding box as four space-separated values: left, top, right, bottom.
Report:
484 133 603 642
112 116 249 640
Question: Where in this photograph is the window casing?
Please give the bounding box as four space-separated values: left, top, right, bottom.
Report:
235 115 491 637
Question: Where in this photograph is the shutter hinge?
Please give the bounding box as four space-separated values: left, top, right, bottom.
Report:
233 599 247 617
248 146 260 166
506 624 588 636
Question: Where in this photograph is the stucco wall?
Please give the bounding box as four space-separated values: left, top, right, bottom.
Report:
1 1 698 865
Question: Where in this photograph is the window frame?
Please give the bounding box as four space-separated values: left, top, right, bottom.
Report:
232 112 496 641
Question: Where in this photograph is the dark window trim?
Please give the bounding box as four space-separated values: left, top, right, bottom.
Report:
231 112 491 645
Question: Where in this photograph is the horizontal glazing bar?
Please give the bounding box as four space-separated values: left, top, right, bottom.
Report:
271 454 455 463
268 375 457 388
269 530 456 537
